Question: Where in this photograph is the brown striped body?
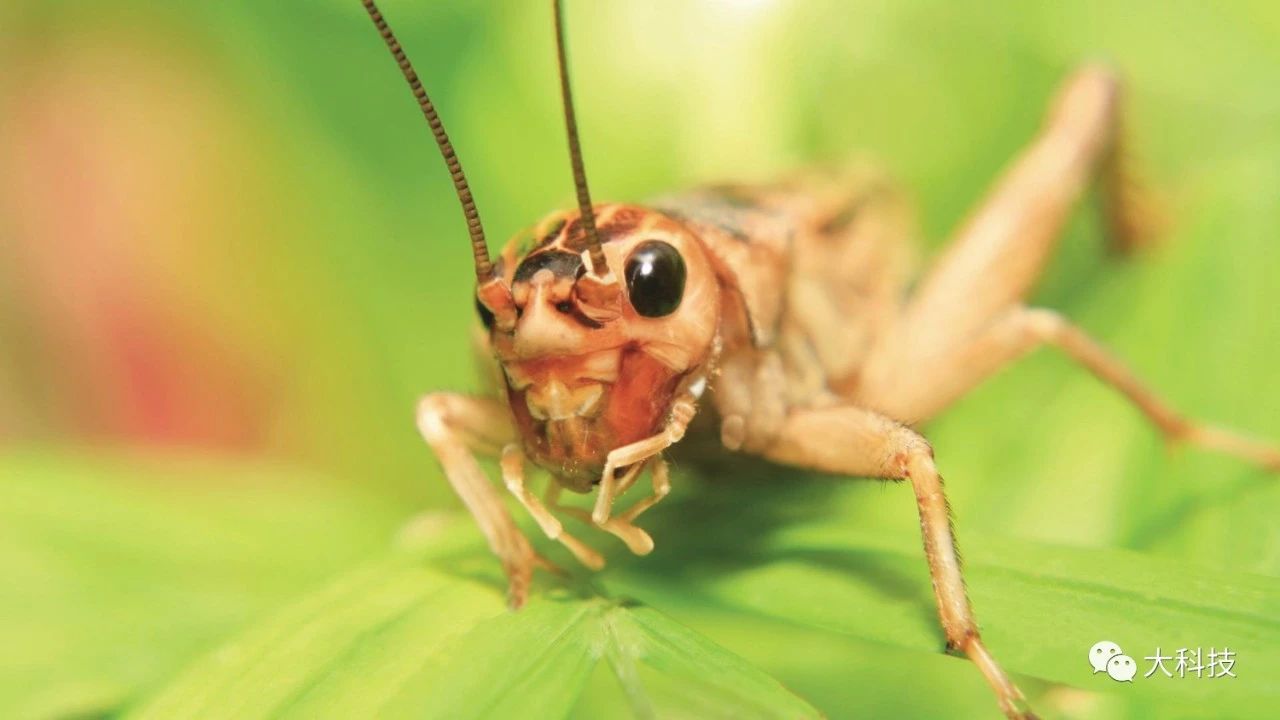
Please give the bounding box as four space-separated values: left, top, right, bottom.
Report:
482 166 913 487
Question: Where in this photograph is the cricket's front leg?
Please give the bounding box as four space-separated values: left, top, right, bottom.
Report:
583 392 698 555
592 389 698 523
762 404 1033 720
416 393 551 609
500 444 605 570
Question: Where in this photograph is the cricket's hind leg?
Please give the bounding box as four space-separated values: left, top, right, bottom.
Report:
759 404 1034 719
859 64 1157 411
851 65 1279 471
878 306 1280 470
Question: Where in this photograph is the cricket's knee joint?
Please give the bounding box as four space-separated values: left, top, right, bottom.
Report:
670 399 697 430
1069 63 1120 95
944 627 979 655
1020 308 1067 341
1051 64 1121 125
416 393 455 441
1164 419 1201 444
888 429 934 476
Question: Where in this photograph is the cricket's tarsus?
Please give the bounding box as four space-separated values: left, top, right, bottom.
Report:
362 6 1279 718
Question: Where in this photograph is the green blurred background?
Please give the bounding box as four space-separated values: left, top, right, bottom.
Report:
1 1 1278 718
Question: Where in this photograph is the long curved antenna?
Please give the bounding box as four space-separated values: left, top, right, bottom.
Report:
361 0 494 281
552 0 609 277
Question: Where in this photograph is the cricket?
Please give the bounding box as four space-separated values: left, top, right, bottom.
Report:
361 1 1280 717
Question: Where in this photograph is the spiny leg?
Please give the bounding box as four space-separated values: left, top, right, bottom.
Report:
545 479 654 555
613 456 649 497
762 404 1033 720
500 444 605 570
592 461 657 555
591 391 698 523
554 458 672 555
862 65 1156 405
592 436 672 524
416 393 550 609
592 458 675 556
618 456 672 524
885 307 1280 469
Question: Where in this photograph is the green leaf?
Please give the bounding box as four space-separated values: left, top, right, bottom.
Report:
606 506 1280 718
122 490 1280 720
602 605 820 719
125 562 821 720
0 451 405 720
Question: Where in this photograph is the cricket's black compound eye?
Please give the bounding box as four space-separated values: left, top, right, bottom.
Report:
624 240 685 318
475 297 496 330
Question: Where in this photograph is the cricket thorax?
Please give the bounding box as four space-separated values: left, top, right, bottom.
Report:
482 204 721 492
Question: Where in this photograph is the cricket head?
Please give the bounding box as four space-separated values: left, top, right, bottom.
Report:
363 0 712 490
478 205 717 490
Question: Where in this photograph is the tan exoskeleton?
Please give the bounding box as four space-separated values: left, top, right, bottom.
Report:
361 1 1280 717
